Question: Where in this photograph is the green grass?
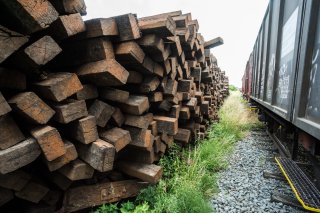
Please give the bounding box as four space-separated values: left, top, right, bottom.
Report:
93 91 261 213
228 84 238 91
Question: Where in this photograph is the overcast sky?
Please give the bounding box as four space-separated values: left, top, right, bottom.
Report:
84 0 269 87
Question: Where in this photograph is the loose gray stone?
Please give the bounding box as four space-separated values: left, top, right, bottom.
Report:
211 130 305 213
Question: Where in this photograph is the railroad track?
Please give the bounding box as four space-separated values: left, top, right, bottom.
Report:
255 128 320 212
212 128 305 213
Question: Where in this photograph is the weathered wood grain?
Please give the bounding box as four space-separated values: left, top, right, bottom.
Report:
0 0 59 34
111 107 125 127
76 84 98 100
58 159 94 181
49 0 87 15
34 72 83 102
9 92 55 124
148 121 158 136
120 95 149 115
138 34 167 62
0 137 41 174
0 114 25 150
117 161 163 184
124 127 153 151
52 99 88 124
99 87 129 103
45 141 78 171
31 126 66 161
0 25 28 63
89 100 115 127
153 116 178 135
76 139 115 172
81 18 118 39
77 59 129 87
138 15 176 37
63 180 145 212
174 128 191 143
69 115 98 144
9 36 62 72
149 92 163 103
0 92 11 117
140 76 160 93
49 13 85 40
113 13 141 41
99 127 131 152
124 113 153 129
163 79 178 96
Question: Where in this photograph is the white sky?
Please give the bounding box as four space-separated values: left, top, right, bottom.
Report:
84 0 269 87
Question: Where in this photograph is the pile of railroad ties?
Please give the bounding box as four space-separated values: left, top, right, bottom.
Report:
0 0 229 212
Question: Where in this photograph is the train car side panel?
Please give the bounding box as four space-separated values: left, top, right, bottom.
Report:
293 0 320 140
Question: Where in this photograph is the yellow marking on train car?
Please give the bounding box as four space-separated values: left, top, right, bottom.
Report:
275 157 320 212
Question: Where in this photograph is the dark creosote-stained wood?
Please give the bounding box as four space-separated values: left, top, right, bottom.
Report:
0 7 229 210
117 161 163 184
52 99 88 124
76 139 115 172
77 59 129 87
45 141 78 171
63 180 146 212
0 25 29 63
0 137 41 174
119 95 149 115
8 92 55 124
8 36 62 73
89 100 115 128
58 159 94 181
49 0 87 15
0 0 59 34
0 114 25 150
99 127 131 152
33 72 83 102
31 126 66 161
0 92 11 117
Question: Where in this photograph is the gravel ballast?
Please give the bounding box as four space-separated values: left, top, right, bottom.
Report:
211 130 306 213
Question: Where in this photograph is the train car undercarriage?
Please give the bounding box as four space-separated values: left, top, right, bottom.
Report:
251 100 320 212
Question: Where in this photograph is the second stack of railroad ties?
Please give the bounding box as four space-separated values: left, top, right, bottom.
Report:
0 0 229 212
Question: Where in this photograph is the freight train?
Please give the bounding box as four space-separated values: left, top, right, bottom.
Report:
242 0 320 211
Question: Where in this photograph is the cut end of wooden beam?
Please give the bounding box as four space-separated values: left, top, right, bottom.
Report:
83 18 119 38
0 92 12 117
33 72 83 102
153 116 178 135
25 36 62 66
46 141 78 171
77 139 115 172
8 92 55 124
77 59 129 87
0 114 25 150
0 137 41 174
113 13 141 41
120 95 149 115
89 100 115 128
204 37 224 49
58 159 94 181
0 25 29 63
63 180 146 212
31 126 66 161
117 161 163 184
99 127 131 152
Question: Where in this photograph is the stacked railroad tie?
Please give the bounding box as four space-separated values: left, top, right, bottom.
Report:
0 0 229 212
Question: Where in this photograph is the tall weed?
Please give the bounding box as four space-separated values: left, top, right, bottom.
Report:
94 91 261 213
